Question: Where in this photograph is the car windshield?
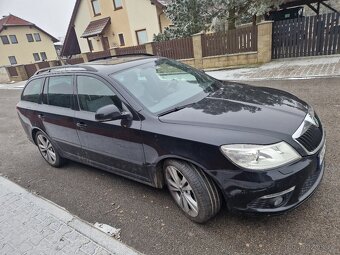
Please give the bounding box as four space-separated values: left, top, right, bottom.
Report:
110 59 217 114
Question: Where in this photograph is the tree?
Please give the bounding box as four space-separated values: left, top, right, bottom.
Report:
153 0 284 41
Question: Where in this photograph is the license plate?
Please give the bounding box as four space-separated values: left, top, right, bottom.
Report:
319 143 326 166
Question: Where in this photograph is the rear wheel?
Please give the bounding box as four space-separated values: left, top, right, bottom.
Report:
35 131 63 167
164 159 221 223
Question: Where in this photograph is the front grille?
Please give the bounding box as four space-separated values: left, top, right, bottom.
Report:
299 170 320 197
296 124 323 152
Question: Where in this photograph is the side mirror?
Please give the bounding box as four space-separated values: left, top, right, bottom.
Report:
95 104 131 122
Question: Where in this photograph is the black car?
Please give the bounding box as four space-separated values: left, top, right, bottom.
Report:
17 55 326 223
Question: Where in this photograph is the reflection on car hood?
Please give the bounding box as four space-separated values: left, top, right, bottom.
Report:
159 82 309 135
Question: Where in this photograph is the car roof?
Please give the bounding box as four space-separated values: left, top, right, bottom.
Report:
33 55 161 78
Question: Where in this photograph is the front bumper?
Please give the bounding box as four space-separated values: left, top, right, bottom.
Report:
214 142 326 215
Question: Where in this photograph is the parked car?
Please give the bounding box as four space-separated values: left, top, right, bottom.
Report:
16 55 326 223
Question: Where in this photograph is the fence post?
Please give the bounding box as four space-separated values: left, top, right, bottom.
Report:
257 21 273 64
82 53 89 63
15 65 28 81
192 33 203 69
110 48 117 56
145 43 154 55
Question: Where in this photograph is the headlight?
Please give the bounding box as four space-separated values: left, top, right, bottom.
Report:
220 142 301 170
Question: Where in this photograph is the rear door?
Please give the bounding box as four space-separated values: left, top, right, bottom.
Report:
36 75 82 159
74 75 148 181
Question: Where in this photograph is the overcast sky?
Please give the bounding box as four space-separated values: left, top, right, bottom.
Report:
0 0 76 42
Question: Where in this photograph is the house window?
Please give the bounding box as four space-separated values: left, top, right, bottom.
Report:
40 52 47 61
113 0 123 10
136 29 148 45
91 0 101 16
8 56 17 65
1 35 9 45
118 33 125 46
33 53 40 61
9 35 18 44
34 33 41 42
26 34 34 42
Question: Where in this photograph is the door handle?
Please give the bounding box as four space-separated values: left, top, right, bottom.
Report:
76 122 87 128
37 113 45 119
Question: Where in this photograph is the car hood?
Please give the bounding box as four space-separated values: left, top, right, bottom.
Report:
159 82 309 136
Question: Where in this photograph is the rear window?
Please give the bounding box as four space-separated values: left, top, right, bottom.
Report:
46 76 73 108
22 78 44 103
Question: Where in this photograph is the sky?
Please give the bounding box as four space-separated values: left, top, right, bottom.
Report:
0 0 76 42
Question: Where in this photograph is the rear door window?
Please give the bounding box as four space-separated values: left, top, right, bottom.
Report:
22 78 44 103
46 76 73 108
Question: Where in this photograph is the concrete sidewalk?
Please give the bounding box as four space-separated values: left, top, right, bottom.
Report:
0 176 141 255
208 54 340 81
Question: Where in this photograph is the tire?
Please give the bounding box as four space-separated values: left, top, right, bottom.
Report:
164 159 221 223
35 131 64 168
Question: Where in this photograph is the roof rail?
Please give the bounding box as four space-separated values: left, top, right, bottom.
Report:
88 53 155 62
34 65 97 75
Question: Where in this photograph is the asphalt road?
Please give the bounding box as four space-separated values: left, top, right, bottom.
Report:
0 77 339 255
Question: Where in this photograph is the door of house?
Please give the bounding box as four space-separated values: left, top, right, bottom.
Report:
102 37 110 51
272 12 340 59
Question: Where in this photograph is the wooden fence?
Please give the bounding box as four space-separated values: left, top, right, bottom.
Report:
272 12 340 59
115 45 147 55
86 50 111 61
201 26 258 57
152 37 194 59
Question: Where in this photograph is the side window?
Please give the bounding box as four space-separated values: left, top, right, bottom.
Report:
22 78 44 103
77 76 122 113
47 76 73 108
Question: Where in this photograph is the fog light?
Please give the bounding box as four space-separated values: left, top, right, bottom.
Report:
271 196 284 207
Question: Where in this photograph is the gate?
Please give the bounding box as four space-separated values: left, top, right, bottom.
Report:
24 64 37 78
272 13 340 59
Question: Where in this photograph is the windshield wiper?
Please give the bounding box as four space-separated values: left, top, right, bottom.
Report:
158 104 190 117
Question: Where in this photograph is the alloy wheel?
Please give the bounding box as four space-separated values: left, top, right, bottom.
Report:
165 166 199 217
37 134 57 164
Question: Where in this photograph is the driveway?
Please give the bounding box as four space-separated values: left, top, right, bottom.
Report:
0 77 339 255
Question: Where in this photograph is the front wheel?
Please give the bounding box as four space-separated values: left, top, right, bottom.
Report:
164 160 221 223
35 131 64 168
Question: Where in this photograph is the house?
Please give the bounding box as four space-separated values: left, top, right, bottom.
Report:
0 14 59 66
61 0 172 57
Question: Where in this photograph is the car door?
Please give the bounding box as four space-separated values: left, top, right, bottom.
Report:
36 75 82 159
74 75 148 181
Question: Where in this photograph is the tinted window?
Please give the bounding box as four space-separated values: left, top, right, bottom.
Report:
26 34 34 42
22 78 44 103
34 33 41 42
9 35 18 44
77 76 122 113
1 35 9 45
47 76 73 108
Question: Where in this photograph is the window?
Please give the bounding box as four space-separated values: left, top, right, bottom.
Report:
47 76 73 108
77 76 122 113
91 0 101 15
40 52 47 61
8 56 17 65
113 0 123 10
111 59 215 114
26 34 34 42
1 35 9 45
34 33 41 42
118 33 125 46
33 53 40 62
136 29 148 45
9 35 18 44
22 78 44 103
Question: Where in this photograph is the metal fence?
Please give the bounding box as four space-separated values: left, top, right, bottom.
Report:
115 45 147 55
152 37 194 59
